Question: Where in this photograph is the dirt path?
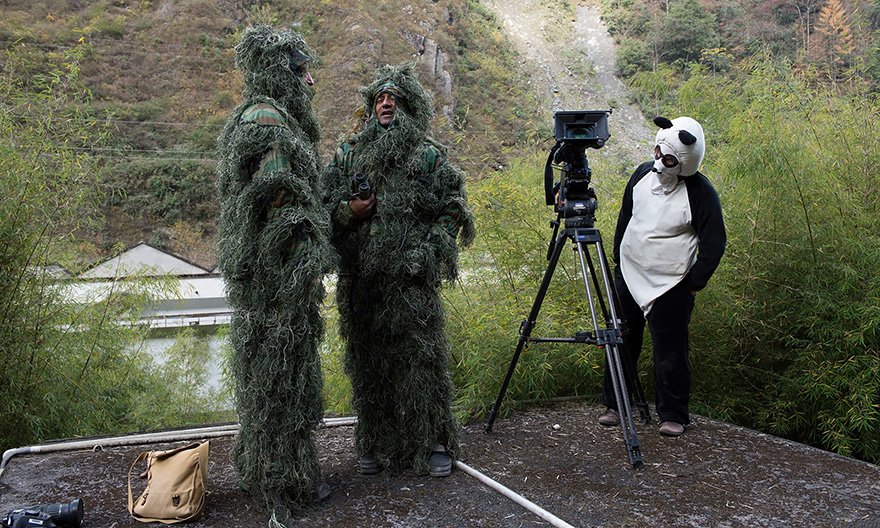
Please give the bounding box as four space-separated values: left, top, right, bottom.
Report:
481 0 652 164
3 402 878 527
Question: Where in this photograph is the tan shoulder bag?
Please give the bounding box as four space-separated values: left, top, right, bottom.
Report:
127 441 209 524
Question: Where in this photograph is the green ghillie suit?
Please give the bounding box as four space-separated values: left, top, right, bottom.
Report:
324 62 476 474
214 26 334 520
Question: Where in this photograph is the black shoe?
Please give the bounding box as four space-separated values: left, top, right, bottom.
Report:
598 408 621 426
314 483 331 502
358 455 381 475
428 451 452 478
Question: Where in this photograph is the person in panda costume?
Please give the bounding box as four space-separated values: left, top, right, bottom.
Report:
598 116 726 437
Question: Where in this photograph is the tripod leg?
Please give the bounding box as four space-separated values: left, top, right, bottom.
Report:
574 233 643 467
592 239 652 425
484 231 567 433
483 326 530 433
605 341 643 467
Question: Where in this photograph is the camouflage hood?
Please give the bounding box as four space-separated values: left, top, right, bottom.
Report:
235 25 319 143
358 61 433 136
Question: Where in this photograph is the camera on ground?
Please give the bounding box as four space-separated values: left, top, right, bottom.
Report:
2 499 83 528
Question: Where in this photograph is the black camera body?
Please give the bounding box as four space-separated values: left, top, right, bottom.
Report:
353 172 371 200
2 499 83 528
544 110 611 227
553 110 611 149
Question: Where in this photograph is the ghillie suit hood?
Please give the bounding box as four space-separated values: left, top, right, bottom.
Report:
329 61 475 279
357 61 434 136
323 62 475 474
235 24 320 146
214 25 334 524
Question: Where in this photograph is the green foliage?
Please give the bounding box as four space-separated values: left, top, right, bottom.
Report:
629 62 678 117
600 0 645 38
319 300 352 416
0 44 227 452
444 0 539 134
657 56 880 463
656 0 720 67
616 37 651 78
128 327 233 429
142 161 217 221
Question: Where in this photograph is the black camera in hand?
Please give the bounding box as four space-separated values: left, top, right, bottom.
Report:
2 499 83 528
353 172 372 200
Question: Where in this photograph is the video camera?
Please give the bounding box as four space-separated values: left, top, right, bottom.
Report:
2 499 83 528
544 110 611 227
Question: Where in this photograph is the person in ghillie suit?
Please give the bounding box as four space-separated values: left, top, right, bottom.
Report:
214 25 335 523
323 62 476 477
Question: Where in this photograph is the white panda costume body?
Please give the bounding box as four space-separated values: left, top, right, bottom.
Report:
615 116 725 315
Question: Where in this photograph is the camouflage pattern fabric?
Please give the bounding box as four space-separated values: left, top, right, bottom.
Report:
214 26 333 525
323 62 475 474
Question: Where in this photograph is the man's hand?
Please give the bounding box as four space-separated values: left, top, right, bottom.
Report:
349 194 376 220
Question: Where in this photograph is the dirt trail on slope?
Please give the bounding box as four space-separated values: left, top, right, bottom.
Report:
481 0 652 166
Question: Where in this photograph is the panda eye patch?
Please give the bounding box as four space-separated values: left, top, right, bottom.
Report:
654 146 679 168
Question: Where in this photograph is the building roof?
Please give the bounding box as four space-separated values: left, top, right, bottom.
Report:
66 242 229 329
77 242 211 279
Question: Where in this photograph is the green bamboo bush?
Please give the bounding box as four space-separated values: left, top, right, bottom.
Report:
320 295 353 416
0 44 225 451
129 327 234 429
0 44 136 449
662 57 880 463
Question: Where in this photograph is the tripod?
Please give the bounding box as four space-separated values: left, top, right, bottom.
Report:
483 212 650 468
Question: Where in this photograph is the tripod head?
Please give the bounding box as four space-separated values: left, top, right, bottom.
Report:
544 110 611 228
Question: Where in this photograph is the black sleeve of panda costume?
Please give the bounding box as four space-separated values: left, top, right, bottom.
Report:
613 161 654 266
684 172 726 291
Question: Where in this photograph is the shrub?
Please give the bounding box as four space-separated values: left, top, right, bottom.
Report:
666 57 880 463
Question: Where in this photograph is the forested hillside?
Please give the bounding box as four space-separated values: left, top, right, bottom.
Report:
3 0 877 265
1 0 543 267
600 0 880 111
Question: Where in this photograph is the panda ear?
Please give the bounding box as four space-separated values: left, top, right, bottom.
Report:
679 130 697 145
653 116 673 129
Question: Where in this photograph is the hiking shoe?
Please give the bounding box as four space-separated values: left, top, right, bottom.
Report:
314 483 331 503
659 421 685 437
358 455 381 475
598 408 621 426
428 451 452 478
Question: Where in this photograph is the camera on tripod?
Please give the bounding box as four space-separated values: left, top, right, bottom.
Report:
2 499 83 528
485 109 647 466
544 110 611 227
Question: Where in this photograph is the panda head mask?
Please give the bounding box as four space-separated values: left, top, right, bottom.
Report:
651 116 705 192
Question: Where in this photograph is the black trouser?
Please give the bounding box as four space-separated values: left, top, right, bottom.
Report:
602 271 695 425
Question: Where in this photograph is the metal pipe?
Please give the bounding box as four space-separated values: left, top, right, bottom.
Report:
455 460 576 528
1 418 358 479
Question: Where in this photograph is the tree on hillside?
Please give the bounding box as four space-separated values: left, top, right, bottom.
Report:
810 0 856 81
789 0 824 53
718 0 796 57
650 0 721 69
